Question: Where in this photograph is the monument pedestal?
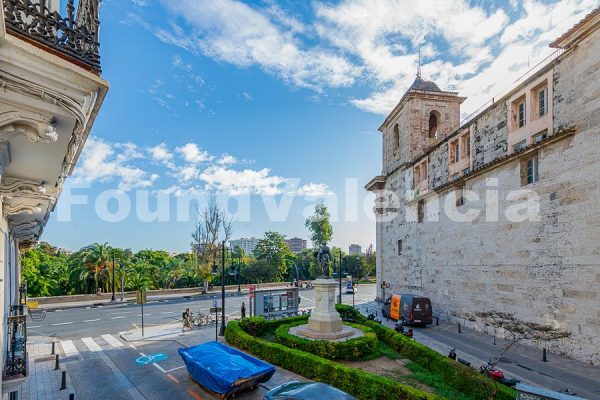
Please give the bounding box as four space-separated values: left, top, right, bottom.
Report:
295 278 356 340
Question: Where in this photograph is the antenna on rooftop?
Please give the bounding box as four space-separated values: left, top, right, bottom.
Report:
417 43 422 78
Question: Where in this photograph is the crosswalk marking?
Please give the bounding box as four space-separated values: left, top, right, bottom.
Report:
61 340 79 357
101 334 124 348
81 337 102 352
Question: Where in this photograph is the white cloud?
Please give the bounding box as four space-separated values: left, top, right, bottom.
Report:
148 143 175 169
240 92 252 101
73 139 333 198
158 0 361 91
199 166 287 195
218 154 237 165
295 183 332 197
74 137 157 191
176 143 212 164
146 0 595 117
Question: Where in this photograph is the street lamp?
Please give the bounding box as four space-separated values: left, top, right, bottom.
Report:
337 253 347 304
211 242 228 336
111 251 116 302
119 261 125 302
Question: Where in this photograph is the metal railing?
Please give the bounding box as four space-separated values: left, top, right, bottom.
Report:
4 306 27 379
3 0 101 72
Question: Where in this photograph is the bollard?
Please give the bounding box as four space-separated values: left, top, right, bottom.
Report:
51 342 56 355
60 371 67 390
436 316 439 326
69 394 75 400
543 348 547 362
493 334 496 345
458 322 462 333
54 354 60 370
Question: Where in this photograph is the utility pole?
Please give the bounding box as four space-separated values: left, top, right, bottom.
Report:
111 251 116 302
219 241 226 336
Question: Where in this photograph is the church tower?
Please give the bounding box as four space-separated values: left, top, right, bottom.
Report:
379 74 466 173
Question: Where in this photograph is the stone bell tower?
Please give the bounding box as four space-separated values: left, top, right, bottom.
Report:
380 74 466 170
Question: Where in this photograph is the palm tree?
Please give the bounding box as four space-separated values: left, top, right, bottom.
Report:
128 263 152 292
81 243 111 294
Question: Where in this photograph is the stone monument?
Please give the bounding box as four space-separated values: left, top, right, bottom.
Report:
293 244 359 340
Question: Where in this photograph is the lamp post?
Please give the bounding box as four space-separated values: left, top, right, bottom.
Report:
219 241 226 336
339 254 342 304
119 261 125 302
111 251 116 302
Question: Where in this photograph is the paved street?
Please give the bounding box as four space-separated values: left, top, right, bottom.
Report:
31 285 375 340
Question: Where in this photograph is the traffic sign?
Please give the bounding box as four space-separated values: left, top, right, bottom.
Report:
213 298 217 308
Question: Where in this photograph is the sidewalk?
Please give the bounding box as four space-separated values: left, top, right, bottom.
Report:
8 337 77 400
370 309 600 399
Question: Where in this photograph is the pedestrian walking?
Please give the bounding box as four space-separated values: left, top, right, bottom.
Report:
182 308 192 331
241 302 246 319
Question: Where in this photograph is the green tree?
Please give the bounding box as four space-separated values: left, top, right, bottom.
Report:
253 231 291 282
21 249 49 297
80 243 111 294
305 202 333 248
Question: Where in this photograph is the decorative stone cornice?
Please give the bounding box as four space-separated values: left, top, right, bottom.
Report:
2 199 42 218
0 110 58 143
0 176 55 202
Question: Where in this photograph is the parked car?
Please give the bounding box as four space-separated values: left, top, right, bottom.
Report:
381 294 433 325
264 381 356 400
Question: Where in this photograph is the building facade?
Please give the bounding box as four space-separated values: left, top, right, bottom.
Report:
230 237 260 256
366 9 600 364
0 0 107 394
348 244 362 255
285 237 307 254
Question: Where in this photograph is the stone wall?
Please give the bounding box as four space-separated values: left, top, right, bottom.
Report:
471 102 508 168
377 27 600 363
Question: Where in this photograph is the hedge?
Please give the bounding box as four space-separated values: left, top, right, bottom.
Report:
239 314 309 337
335 305 515 400
225 320 440 400
274 321 378 360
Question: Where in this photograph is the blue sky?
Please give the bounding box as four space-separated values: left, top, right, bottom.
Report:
43 0 596 253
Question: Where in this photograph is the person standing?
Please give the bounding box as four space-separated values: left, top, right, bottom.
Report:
241 302 246 319
182 308 192 331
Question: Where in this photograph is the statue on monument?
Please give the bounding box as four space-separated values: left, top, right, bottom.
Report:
315 244 333 278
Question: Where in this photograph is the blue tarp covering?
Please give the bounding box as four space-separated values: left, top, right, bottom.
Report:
178 341 276 395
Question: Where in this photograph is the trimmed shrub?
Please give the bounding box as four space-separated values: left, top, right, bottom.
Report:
225 320 440 400
239 314 310 337
274 321 377 360
335 305 515 400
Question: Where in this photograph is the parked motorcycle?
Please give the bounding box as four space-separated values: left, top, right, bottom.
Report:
394 319 413 338
367 311 382 324
448 348 471 366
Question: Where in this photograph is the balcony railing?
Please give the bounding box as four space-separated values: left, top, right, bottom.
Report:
4 307 27 379
3 0 101 72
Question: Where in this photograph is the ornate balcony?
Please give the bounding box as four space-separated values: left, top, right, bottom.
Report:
3 0 101 72
3 308 27 380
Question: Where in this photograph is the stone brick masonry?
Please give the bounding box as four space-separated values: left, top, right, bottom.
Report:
370 12 600 364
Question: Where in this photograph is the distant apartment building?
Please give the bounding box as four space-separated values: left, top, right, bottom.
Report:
348 244 362 255
285 237 307 254
230 237 260 255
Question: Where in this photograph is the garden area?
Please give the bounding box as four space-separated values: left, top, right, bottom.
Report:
225 305 516 400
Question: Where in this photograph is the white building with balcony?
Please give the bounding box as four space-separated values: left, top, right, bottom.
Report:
0 0 107 395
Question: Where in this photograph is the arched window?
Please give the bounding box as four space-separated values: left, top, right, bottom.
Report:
392 124 400 150
428 111 440 139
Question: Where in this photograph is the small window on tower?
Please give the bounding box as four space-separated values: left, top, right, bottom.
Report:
397 240 403 255
428 112 438 139
393 124 400 150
